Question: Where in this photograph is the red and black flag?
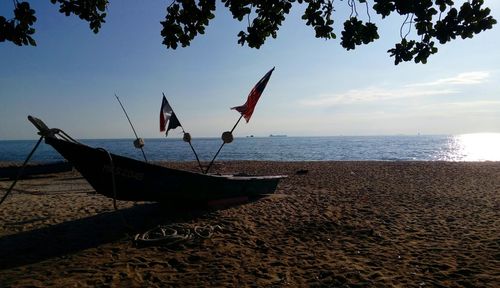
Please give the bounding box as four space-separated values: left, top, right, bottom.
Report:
231 67 275 122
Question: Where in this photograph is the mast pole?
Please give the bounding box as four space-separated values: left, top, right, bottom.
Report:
204 114 243 174
162 93 203 172
180 127 204 173
115 94 148 162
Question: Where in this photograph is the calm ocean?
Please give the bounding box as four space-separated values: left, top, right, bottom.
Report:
1 134 499 163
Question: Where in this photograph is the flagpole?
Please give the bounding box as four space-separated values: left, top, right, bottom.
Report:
204 66 275 174
230 114 244 132
204 114 243 174
115 94 148 162
180 127 204 173
162 93 204 173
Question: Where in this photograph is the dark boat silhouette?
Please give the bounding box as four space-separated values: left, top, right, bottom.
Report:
28 116 285 206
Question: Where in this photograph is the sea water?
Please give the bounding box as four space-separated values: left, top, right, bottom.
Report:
1 134 499 163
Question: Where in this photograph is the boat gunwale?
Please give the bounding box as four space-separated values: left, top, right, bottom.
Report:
45 137 287 181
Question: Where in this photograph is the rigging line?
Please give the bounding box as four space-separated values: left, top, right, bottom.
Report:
0 136 44 207
98 147 135 233
114 94 148 162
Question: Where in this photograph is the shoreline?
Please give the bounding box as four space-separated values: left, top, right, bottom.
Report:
1 161 499 287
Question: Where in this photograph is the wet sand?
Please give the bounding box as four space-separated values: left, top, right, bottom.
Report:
1 161 499 287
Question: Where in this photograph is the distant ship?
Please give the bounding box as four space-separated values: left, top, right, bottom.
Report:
269 134 287 137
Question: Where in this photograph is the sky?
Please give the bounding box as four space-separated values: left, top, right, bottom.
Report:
1 0 499 140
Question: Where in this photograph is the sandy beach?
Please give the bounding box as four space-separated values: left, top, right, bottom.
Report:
1 161 499 287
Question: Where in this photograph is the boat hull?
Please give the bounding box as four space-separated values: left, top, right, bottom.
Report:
45 137 283 204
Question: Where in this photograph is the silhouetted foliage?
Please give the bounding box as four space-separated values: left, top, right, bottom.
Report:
1 0 496 64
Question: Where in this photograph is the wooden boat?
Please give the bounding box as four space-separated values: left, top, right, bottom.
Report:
28 116 285 205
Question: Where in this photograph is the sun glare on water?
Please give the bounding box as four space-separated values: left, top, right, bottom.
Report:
449 133 500 161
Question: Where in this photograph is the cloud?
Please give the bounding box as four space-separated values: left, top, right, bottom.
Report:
414 100 500 114
300 71 491 107
407 71 491 87
300 86 457 106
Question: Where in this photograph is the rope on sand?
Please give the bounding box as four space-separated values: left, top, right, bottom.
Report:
133 223 223 246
